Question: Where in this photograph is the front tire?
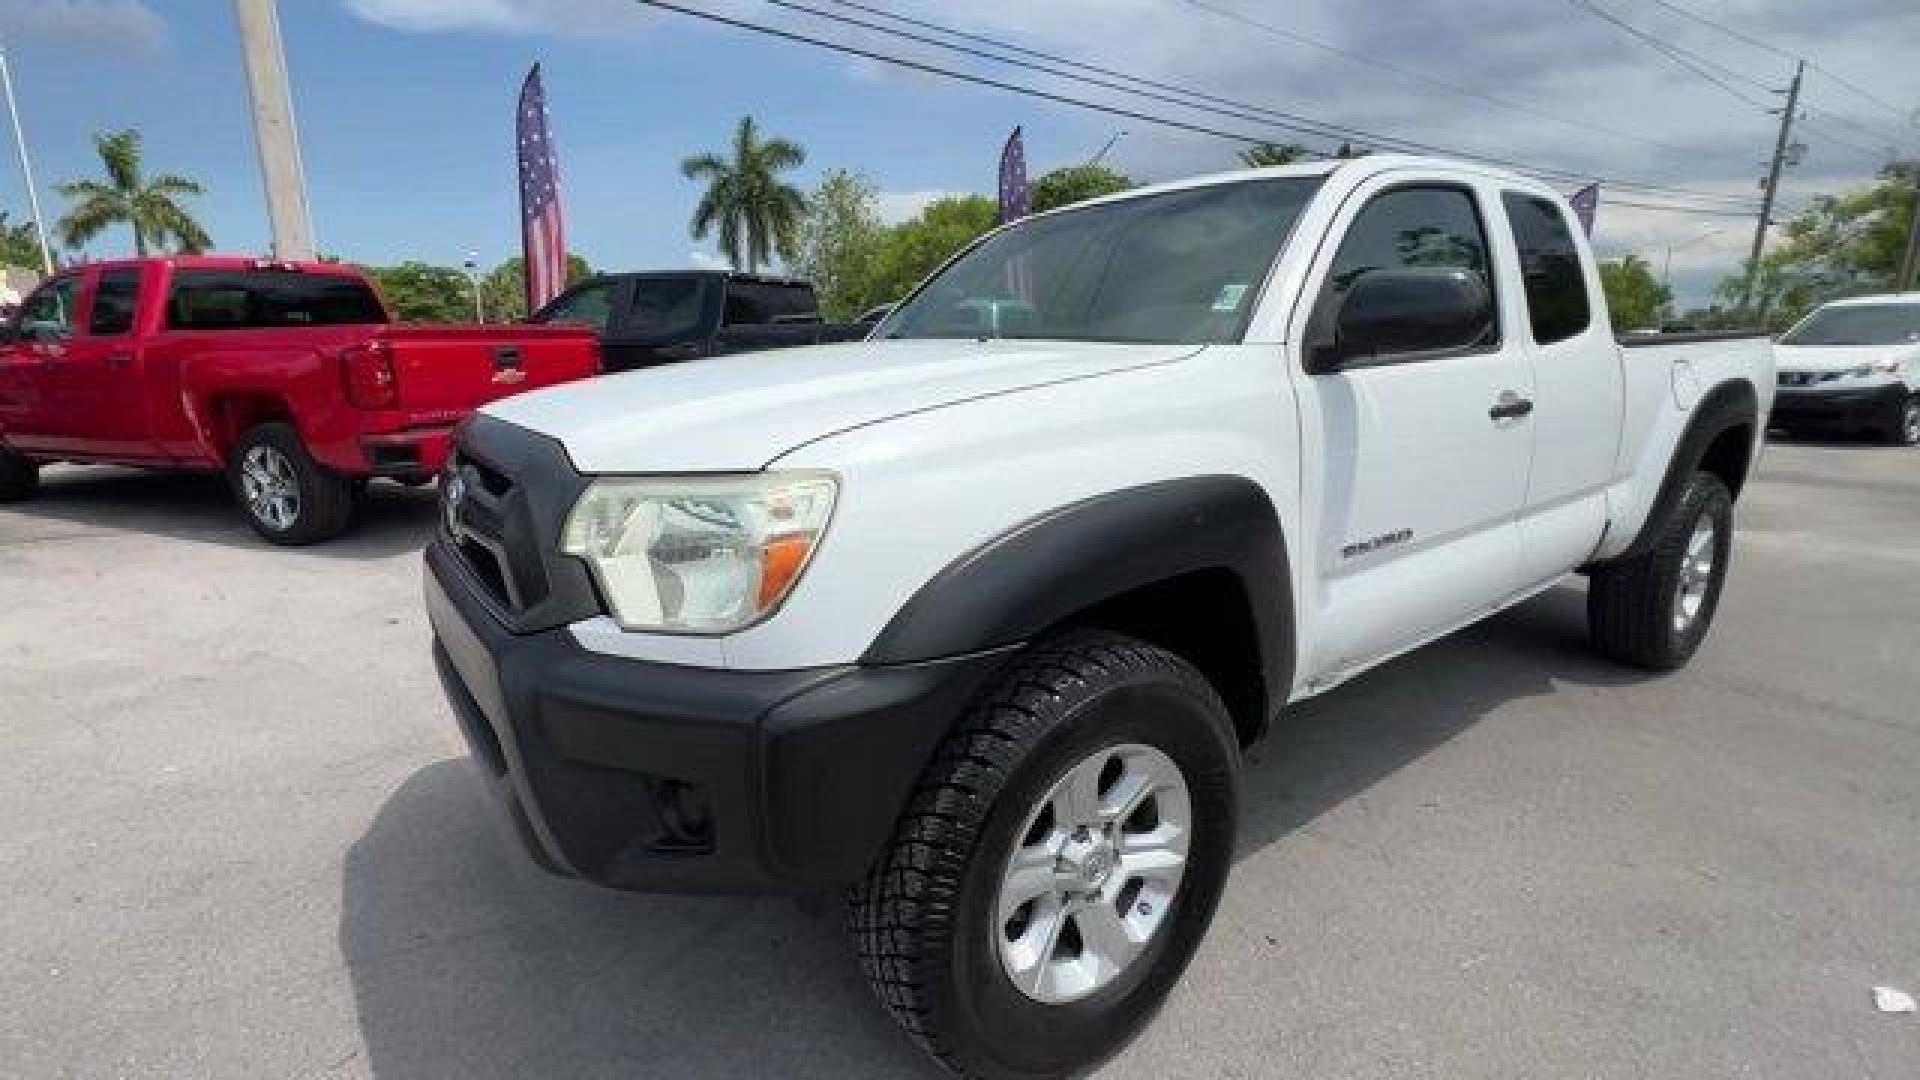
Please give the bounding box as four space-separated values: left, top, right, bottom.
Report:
1886 393 1920 446
850 631 1239 1079
0 448 38 502
228 423 356 545
1587 471 1733 670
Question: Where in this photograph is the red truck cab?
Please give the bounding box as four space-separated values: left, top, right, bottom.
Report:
0 257 598 544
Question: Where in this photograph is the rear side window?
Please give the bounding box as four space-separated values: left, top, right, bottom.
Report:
166 270 386 330
723 280 817 326
621 276 706 338
88 269 140 336
1501 192 1591 344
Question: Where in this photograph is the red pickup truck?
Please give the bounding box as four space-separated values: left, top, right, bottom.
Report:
0 257 598 544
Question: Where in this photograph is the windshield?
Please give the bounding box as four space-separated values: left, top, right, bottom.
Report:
879 177 1323 345
1780 303 1920 347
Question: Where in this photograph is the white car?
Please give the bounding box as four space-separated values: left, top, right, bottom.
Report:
424 155 1775 1079
1772 292 1920 444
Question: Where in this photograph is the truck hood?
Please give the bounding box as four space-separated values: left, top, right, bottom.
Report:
1774 342 1920 373
482 337 1198 472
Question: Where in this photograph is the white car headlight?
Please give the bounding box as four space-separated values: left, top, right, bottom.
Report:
561 472 836 634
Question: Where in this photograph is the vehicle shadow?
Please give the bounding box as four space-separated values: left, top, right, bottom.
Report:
337 582 1645 1079
8 466 437 559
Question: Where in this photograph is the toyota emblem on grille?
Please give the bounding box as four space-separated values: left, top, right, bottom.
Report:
443 473 466 538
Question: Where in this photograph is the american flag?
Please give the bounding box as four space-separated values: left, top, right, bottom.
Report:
1569 183 1599 237
997 126 1030 225
517 63 567 312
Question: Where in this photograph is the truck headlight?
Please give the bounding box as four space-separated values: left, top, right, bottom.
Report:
561 472 836 634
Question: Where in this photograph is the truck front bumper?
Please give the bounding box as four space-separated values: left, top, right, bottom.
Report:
424 540 1010 893
1771 382 1906 430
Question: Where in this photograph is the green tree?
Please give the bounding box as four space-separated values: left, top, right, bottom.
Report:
0 212 43 268
55 129 209 256
1029 165 1132 213
1599 254 1673 330
1238 142 1308 168
364 261 473 323
794 169 883 320
479 253 591 322
857 195 999 312
1715 162 1918 328
681 115 808 273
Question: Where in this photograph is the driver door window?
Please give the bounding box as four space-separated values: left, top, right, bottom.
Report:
18 276 78 342
542 280 617 332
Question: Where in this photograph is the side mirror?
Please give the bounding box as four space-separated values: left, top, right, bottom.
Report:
1309 267 1494 372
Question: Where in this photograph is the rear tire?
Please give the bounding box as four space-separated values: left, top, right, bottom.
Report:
0 448 37 502
850 630 1239 1080
1587 471 1733 670
228 423 356 545
1886 393 1920 446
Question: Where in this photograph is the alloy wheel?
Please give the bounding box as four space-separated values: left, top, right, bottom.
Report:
239 444 301 532
995 742 1191 1005
1672 513 1717 634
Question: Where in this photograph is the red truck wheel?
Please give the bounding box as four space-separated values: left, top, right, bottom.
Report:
228 424 356 545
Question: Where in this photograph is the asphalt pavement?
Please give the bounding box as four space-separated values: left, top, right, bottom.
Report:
2 438 1917 1079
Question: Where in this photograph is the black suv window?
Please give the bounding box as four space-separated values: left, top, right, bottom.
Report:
17 276 78 340
89 269 140 336
1502 192 1591 344
723 280 817 326
1312 184 1498 356
541 279 617 331
167 270 386 329
620 276 705 338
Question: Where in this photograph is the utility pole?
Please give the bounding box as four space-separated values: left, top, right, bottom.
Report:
0 47 54 275
1898 164 1920 293
233 0 315 260
1739 58 1803 316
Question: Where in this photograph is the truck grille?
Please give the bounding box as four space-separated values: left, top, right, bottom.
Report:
439 416 601 634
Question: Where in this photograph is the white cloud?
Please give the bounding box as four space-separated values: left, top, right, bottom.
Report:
0 0 166 54
688 249 731 271
876 189 959 225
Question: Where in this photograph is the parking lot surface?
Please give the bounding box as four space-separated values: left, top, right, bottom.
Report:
3 439 1917 1079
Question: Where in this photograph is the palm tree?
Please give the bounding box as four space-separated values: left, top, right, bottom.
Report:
1238 142 1308 168
680 116 807 273
56 129 210 256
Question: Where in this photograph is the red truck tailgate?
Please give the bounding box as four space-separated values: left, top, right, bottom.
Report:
375 323 598 411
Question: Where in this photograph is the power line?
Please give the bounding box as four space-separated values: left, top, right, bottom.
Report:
1161 0 1697 156
1643 0 1913 123
1570 0 1777 111
740 0 1760 210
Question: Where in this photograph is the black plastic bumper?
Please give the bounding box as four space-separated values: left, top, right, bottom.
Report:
425 540 1012 893
1772 383 1905 429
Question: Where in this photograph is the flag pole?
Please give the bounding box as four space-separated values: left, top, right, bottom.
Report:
0 46 54 275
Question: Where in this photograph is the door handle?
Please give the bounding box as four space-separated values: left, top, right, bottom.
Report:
107 353 133 371
1488 391 1534 420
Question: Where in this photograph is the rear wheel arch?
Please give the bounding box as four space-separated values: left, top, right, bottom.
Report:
1599 378 1757 567
861 476 1296 746
204 392 297 461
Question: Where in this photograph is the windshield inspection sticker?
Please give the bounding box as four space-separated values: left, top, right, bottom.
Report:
1212 282 1250 312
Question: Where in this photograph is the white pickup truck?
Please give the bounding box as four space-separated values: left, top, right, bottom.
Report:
424 155 1774 1079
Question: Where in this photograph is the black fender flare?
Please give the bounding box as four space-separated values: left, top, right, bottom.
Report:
1598 378 1758 567
861 475 1296 725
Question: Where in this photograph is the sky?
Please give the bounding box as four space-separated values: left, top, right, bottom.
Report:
0 0 1915 308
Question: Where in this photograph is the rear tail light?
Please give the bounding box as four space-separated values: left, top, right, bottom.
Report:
342 340 397 408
